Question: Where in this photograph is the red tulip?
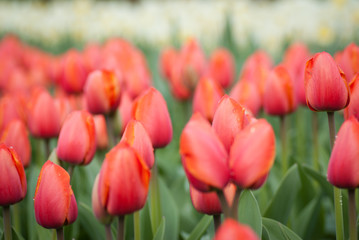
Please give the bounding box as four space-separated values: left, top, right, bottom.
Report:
57 110 96 165
283 43 311 105
116 91 133 135
345 74 359 120
1 119 31 167
193 77 224 122
336 43 359 82
263 65 297 115
93 115 109 150
229 119 275 189
208 48 235 89
0 144 27 206
97 142 151 215
132 87 172 148
213 219 259 240
180 113 229 192
54 95 74 126
230 79 261 116
304 52 350 112
328 117 359 188
92 174 112 224
34 160 78 228
159 47 178 80
27 87 61 138
84 70 121 115
121 120 154 169
212 95 245 153
0 94 26 134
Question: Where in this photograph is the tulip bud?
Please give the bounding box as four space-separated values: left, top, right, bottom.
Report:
193 77 224 122
0 144 27 206
336 43 359 82
208 48 235 89
84 70 121 115
229 119 275 189
159 47 178 80
304 52 350 112
28 87 61 138
121 120 154 169
345 74 359 120
263 65 297 116
1 119 31 167
0 94 26 134
34 160 77 228
212 95 245 153
213 219 259 240
93 115 109 150
132 87 172 148
92 174 113 225
180 113 229 192
230 79 262 116
98 142 151 215
57 110 96 165
328 117 359 188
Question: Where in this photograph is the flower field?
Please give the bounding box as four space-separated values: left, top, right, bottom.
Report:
0 1 359 240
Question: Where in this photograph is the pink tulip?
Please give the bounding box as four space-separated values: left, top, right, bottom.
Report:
213 219 259 240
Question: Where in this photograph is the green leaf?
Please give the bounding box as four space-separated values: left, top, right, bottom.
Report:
78 201 106 240
186 215 212 240
301 165 333 197
238 190 262 237
0 216 26 240
140 202 153 240
264 164 301 224
262 218 302 240
153 217 166 240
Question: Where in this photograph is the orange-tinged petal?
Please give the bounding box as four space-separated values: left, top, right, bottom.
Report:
230 79 261 116
344 73 359 120
190 185 222 215
93 115 109 150
92 174 113 224
208 48 235 89
213 219 259 240
229 119 276 189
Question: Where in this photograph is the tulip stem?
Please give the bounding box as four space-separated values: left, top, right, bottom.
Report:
312 112 319 171
213 214 221 232
67 165 75 181
56 227 64 240
150 162 162 234
280 115 288 176
134 211 141 240
12 203 20 234
348 189 357 240
230 188 242 220
105 224 113 240
117 216 125 240
327 111 344 240
44 138 51 159
106 114 117 148
217 191 230 219
3 206 12 240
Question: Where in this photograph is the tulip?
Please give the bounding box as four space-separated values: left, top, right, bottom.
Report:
92 174 113 225
212 95 245 153
230 79 261 116
34 160 78 229
213 219 259 240
208 48 235 89
1 119 31 168
93 115 109 150
54 95 74 126
263 65 297 116
283 43 311 105
121 120 154 169
0 143 27 206
229 119 275 189
132 87 172 148
336 43 359 82
57 110 96 166
304 52 350 112
180 113 229 192
159 47 178 80
27 87 61 138
115 91 133 135
84 70 121 115
193 77 224 122
97 142 151 216
0 94 26 134
345 74 359 120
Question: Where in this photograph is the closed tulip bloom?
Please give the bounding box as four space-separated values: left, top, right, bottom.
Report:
116 91 133 135
98 142 151 215
193 77 224 122
263 65 297 115
336 43 359 82
57 110 96 165
304 52 350 112
132 87 172 148
328 117 359 188
159 47 178 80
85 70 121 115
208 48 235 89
121 120 154 169
229 119 275 189
0 144 27 206
213 219 259 240
28 87 61 138
230 79 262 116
212 95 245 153
0 94 26 134
92 174 112 225
93 115 109 150
34 160 78 228
180 113 229 192
1 119 31 167
345 74 359 120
